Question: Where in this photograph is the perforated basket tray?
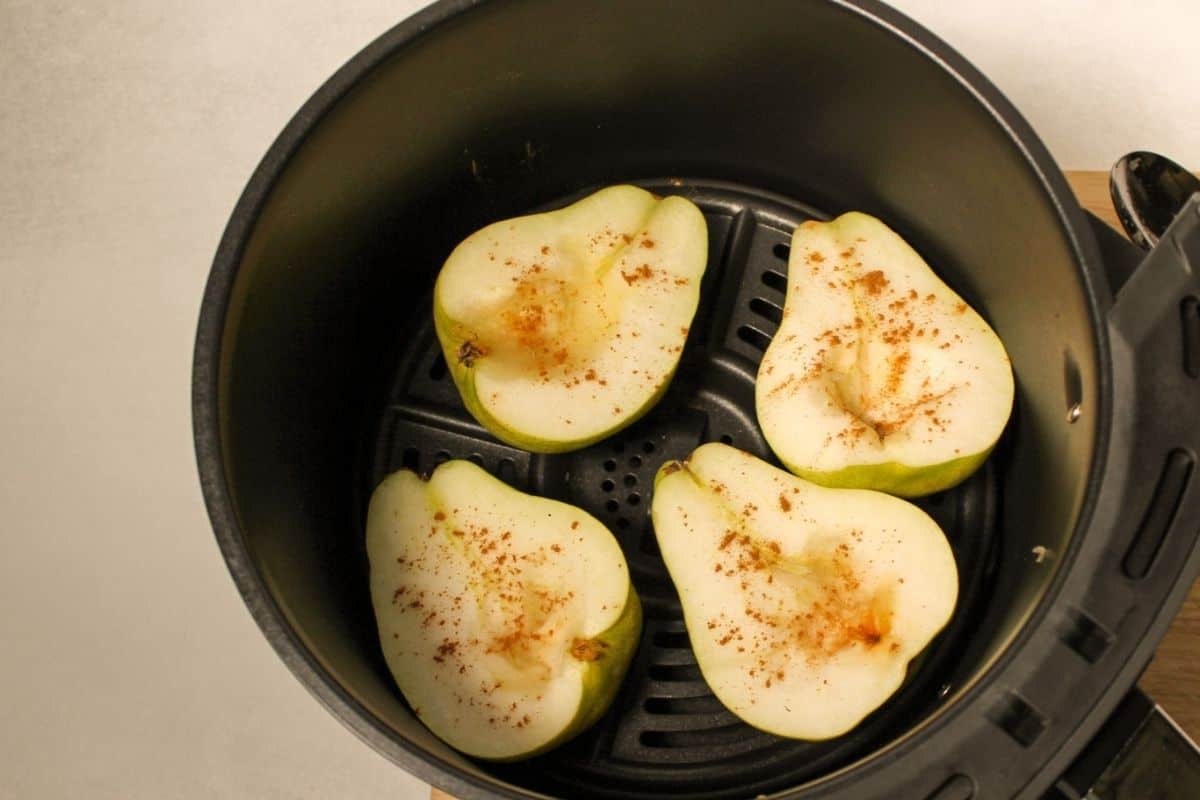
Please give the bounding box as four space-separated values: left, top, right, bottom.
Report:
365 179 1001 799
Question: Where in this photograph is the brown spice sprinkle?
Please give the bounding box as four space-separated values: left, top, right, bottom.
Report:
778 494 792 512
390 508 603 726
620 263 655 285
706 524 895 679
765 249 971 444
855 270 888 296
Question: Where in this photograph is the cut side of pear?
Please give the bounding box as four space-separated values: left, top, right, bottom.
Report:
756 212 1014 497
651 443 957 740
366 460 641 760
434 185 708 453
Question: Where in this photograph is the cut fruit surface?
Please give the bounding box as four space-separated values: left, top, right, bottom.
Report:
366 460 641 760
651 443 958 740
434 185 708 453
755 212 1014 497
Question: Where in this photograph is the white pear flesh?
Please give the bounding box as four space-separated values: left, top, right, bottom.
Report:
755 212 1014 497
652 443 957 740
435 185 708 453
366 460 641 761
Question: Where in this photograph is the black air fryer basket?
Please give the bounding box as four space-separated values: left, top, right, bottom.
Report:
192 1 1200 798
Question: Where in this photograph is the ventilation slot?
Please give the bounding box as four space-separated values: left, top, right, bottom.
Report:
401 447 420 471
926 775 975 800
736 325 772 351
653 630 691 649
749 297 783 325
761 270 787 293
988 692 1047 747
1183 297 1200 378
1124 449 1194 578
644 695 726 715
648 663 704 682
1061 608 1115 663
772 243 790 261
640 724 746 749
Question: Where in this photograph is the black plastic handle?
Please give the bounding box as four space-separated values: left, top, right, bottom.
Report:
1051 193 1200 800
1102 194 1200 578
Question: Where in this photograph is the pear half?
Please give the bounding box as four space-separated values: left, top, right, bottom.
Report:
435 186 707 453
651 443 957 740
756 212 1014 497
366 460 641 760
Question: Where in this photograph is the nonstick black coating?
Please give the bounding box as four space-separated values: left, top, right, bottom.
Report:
194 1 1124 797
368 180 1002 798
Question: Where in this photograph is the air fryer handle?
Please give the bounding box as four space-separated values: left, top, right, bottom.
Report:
1068 194 1200 799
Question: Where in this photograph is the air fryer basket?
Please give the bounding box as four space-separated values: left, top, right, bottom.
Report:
192 1 1200 798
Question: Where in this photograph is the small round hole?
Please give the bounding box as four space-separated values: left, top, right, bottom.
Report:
627 493 641 506
605 499 620 513
630 455 642 468
601 479 615 492
603 459 617 472
616 517 630 529
434 450 452 465
467 453 484 466
623 474 637 487
642 441 656 454
719 434 733 445
497 458 518 484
